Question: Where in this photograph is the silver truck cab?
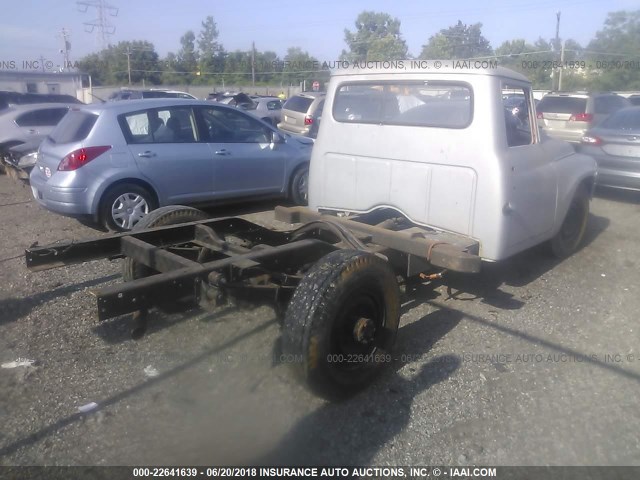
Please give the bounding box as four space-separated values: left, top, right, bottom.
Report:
309 65 597 261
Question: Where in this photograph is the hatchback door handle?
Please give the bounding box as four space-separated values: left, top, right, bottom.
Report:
138 151 156 158
215 149 230 156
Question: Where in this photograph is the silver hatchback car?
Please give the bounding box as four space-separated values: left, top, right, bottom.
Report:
30 99 312 230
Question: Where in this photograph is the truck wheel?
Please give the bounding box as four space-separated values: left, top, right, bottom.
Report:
283 250 400 399
100 183 157 232
290 165 309 205
122 205 210 282
550 185 589 258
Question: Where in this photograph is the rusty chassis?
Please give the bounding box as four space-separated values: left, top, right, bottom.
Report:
25 206 481 330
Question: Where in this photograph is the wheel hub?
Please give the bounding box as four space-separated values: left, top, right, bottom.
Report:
112 193 150 229
353 317 376 344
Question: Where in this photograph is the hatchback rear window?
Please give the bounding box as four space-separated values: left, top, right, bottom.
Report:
599 108 640 130
594 95 629 115
49 110 98 144
283 96 314 113
537 97 587 114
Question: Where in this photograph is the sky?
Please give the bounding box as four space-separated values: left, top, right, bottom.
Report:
0 0 638 70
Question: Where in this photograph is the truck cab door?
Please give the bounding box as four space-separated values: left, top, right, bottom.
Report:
502 85 558 252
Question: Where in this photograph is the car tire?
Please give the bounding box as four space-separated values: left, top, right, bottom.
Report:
100 183 157 232
550 185 589 258
282 250 400 399
290 165 309 206
122 205 210 282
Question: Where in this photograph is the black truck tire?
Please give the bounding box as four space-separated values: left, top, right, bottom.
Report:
282 249 400 399
550 185 589 258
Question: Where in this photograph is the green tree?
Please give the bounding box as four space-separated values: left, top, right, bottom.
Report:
586 10 640 90
77 40 161 86
160 52 182 84
342 11 408 62
495 38 553 88
253 50 280 84
221 50 253 86
493 37 586 90
281 47 320 86
420 21 492 59
178 31 198 79
161 31 199 84
77 51 108 85
197 16 225 82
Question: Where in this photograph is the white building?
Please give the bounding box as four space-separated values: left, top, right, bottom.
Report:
0 71 92 103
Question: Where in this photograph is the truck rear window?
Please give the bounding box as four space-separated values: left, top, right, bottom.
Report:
49 110 98 144
537 97 587 114
333 82 473 128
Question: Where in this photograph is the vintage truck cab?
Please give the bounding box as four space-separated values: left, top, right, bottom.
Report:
308 65 597 261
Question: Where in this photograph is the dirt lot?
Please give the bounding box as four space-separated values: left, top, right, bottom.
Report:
1 173 639 467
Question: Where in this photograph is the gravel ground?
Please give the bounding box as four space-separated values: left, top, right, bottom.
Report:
0 173 639 467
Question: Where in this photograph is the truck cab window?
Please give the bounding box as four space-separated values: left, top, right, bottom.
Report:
502 85 533 147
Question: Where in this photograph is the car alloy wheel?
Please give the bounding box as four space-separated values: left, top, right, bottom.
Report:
111 192 151 230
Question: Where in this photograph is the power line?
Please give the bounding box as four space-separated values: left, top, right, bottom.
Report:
77 0 119 50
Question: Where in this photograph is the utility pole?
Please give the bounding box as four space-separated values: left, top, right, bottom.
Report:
553 11 561 91
58 28 72 71
558 41 565 91
251 41 256 87
123 45 153 86
125 46 132 85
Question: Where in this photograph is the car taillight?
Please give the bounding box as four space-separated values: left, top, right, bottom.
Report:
581 135 602 146
58 146 111 171
569 113 593 122
536 112 544 119
304 115 313 125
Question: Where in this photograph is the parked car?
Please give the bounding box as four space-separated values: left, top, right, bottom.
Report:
30 99 313 231
212 92 255 110
0 103 72 160
2 138 42 178
278 92 325 138
578 106 640 191
0 91 83 112
536 91 630 143
108 89 197 101
243 96 283 125
626 94 640 106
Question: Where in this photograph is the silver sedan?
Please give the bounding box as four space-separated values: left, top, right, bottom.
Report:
578 106 640 191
